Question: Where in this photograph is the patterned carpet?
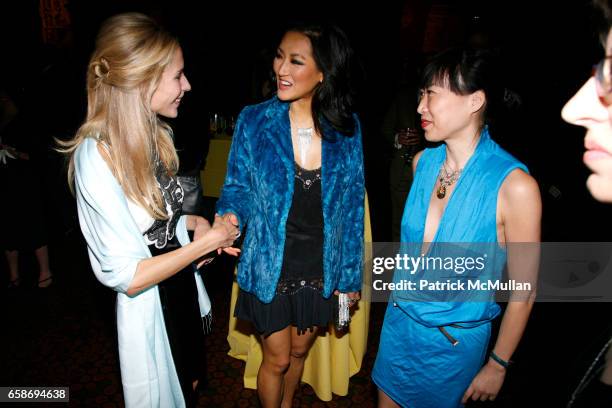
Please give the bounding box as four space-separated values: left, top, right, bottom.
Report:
0 231 382 407
2 230 608 407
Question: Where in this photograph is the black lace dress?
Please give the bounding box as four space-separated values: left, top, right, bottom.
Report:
145 163 206 408
234 162 334 337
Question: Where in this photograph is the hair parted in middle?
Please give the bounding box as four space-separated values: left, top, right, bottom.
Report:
60 12 181 219
284 22 359 140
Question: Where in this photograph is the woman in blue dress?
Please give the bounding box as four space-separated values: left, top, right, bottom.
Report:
372 48 541 407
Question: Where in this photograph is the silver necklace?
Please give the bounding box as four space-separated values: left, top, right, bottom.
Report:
296 127 313 166
289 108 314 166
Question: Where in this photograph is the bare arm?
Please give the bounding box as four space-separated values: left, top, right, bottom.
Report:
95 144 236 296
185 214 213 237
184 215 200 231
493 170 541 362
127 214 238 296
77 142 238 297
186 215 233 263
463 169 541 403
411 150 424 174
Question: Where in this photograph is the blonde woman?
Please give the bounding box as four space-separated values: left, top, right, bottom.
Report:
59 13 239 408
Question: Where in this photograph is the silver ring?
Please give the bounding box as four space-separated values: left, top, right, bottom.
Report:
235 230 241 239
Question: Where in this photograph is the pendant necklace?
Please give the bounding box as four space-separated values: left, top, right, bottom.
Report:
290 108 313 166
437 130 479 199
296 127 313 166
437 161 462 199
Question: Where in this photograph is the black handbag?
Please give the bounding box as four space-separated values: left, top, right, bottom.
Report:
177 175 204 216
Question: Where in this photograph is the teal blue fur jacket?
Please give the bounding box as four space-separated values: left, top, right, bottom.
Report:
216 96 365 303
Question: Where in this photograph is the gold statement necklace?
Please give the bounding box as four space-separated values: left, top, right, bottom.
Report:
436 161 462 199
436 129 481 199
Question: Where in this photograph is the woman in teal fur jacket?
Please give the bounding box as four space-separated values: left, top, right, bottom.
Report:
216 22 364 408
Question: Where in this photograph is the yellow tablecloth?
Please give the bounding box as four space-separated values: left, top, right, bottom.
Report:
227 195 372 401
201 135 232 198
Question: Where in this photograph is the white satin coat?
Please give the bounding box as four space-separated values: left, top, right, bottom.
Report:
74 137 211 408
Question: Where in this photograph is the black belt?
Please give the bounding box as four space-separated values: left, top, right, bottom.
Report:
438 324 466 346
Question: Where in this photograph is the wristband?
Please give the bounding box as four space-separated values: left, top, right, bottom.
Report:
489 351 511 369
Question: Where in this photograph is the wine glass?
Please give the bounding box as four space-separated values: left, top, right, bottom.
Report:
398 127 421 164
209 113 218 137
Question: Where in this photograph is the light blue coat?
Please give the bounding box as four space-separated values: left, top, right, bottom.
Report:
74 138 211 408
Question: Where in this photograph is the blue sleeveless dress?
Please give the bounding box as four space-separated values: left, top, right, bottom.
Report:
372 128 528 408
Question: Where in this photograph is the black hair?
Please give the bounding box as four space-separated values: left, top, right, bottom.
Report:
283 22 358 140
594 0 612 45
420 47 520 129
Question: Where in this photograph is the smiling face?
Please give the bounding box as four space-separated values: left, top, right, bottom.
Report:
151 47 191 118
562 29 612 202
273 31 323 103
417 79 482 143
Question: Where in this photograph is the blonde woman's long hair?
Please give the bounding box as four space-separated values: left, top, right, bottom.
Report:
59 12 180 219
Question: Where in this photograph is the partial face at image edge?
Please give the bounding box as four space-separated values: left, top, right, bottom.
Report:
562 29 612 203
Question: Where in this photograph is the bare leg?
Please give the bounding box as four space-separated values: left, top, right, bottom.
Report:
378 388 401 408
258 327 291 408
280 326 319 408
35 245 52 287
5 250 19 283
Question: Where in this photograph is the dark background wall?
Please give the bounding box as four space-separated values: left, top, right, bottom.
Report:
2 2 612 406
1 0 610 241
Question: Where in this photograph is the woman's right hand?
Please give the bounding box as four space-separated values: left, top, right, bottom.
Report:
193 215 240 268
218 212 242 257
208 214 240 249
222 212 239 227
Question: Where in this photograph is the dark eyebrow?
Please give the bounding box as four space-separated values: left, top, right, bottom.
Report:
276 47 304 59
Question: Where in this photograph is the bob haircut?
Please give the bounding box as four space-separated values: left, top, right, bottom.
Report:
420 47 512 128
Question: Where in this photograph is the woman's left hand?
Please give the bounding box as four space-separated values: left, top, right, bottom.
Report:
191 216 216 267
334 290 361 308
461 360 506 403
192 216 211 240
